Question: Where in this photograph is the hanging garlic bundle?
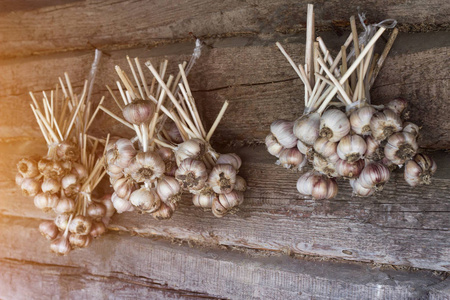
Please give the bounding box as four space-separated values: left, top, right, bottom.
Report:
143 59 247 218
265 4 437 199
15 51 115 255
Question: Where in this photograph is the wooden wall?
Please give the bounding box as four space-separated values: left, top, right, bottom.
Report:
0 1 449 299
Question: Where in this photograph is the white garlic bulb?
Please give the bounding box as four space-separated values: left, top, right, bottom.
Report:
109 138 137 168
192 189 218 208
293 113 321 145
404 153 437 187
216 153 242 170
349 106 376 135
34 192 59 212
212 191 244 217
370 109 402 140
87 202 107 220
270 119 297 148
319 109 350 142
122 99 155 125
208 164 237 194
15 173 24 186
61 174 80 197
365 135 382 160
157 176 182 203
53 196 75 214
386 98 408 116
90 221 106 238
151 202 178 220
278 148 306 170
265 133 284 157
55 213 70 231
39 220 59 241
296 172 338 200
71 162 88 180
100 194 116 218
68 215 93 235
175 158 208 191
41 177 61 194
313 137 339 163
17 158 39 178
125 151 165 183
129 187 161 213
357 162 390 190
402 122 420 138
69 234 92 248
21 178 41 197
111 193 134 213
335 159 365 179
384 132 418 165
350 179 375 197
175 138 206 165
50 235 71 255
337 135 367 162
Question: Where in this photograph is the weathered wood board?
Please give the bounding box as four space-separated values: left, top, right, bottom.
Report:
0 216 448 300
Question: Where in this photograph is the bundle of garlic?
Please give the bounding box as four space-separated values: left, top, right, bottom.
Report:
143 60 247 218
266 4 437 199
16 60 115 255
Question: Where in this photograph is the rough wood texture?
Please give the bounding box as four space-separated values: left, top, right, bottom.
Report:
0 33 449 148
0 216 447 300
0 0 448 58
2 140 449 271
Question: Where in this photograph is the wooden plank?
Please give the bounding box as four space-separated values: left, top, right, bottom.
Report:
0 0 448 58
0 33 449 148
1 139 449 271
430 278 450 300
0 216 447 300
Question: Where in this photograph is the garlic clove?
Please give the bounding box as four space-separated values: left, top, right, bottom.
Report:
50 235 72 255
17 158 39 178
175 158 208 191
208 164 237 194
336 159 365 179
122 99 155 125
175 138 206 166
336 135 367 162
156 176 181 204
265 133 284 157
68 215 93 235
384 132 418 165
111 193 133 214
34 192 59 212
349 106 376 135
319 109 350 142
270 119 298 149
370 109 402 141
157 147 176 162
404 153 437 186
216 153 242 170
234 175 247 192
293 113 321 145
129 187 161 213
278 148 305 170
39 220 59 241
21 178 41 197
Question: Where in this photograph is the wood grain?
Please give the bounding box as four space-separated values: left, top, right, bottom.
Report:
0 216 447 300
0 0 449 58
1 140 449 271
0 33 449 148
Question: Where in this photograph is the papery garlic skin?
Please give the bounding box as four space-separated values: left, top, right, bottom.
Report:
337 135 367 162
39 220 59 241
278 148 306 170
34 192 59 212
111 193 133 214
157 176 181 203
350 106 376 135
319 109 350 142
192 189 218 208
357 162 390 190
384 132 418 165
21 178 41 197
175 158 208 191
122 100 155 125
336 159 365 179
293 113 320 145
125 151 165 183
216 153 242 170
17 158 39 178
270 120 297 148
212 191 244 217
175 139 206 165
129 187 161 213
208 164 237 194
68 215 93 235
50 235 72 255
370 109 402 141
350 179 375 197
265 133 284 157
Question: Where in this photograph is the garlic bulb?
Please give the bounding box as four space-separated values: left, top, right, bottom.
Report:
208 164 237 194
335 159 364 179
122 99 155 124
39 220 59 240
192 189 218 208
90 221 106 238
151 202 177 220
157 176 182 203
55 213 70 231
270 119 297 148
404 154 437 187
234 175 247 192
41 177 61 194
56 141 79 161
402 122 420 138
113 177 137 200
125 151 165 183
100 194 116 218
21 178 41 197
313 137 339 163
53 197 75 214
87 202 107 220
350 179 375 197
129 187 161 213
386 97 408 116
68 215 93 235
111 193 133 213
15 173 24 186
212 191 244 217
370 109 402 140
349 106 376 135
34 192 59 212
175 138 206 165
293 113 321 145
296 171 338 199
384 132 418 165
38 159 65 178
297 139 312 156
71 162 88 180
278 148 306 170
336 135 367 162
108 138 137 168
164 121 184 144
17 158 39 178
50 235 71 255
175 158 208 191
69 234 92 248
319 109 350 142
312 155 338 178
61 173 80 197
265 133 284 157
365 135 382 160
357 162 390 190
216 153 242 170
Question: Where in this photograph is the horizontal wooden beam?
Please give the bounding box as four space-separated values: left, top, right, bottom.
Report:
0 216 447 299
